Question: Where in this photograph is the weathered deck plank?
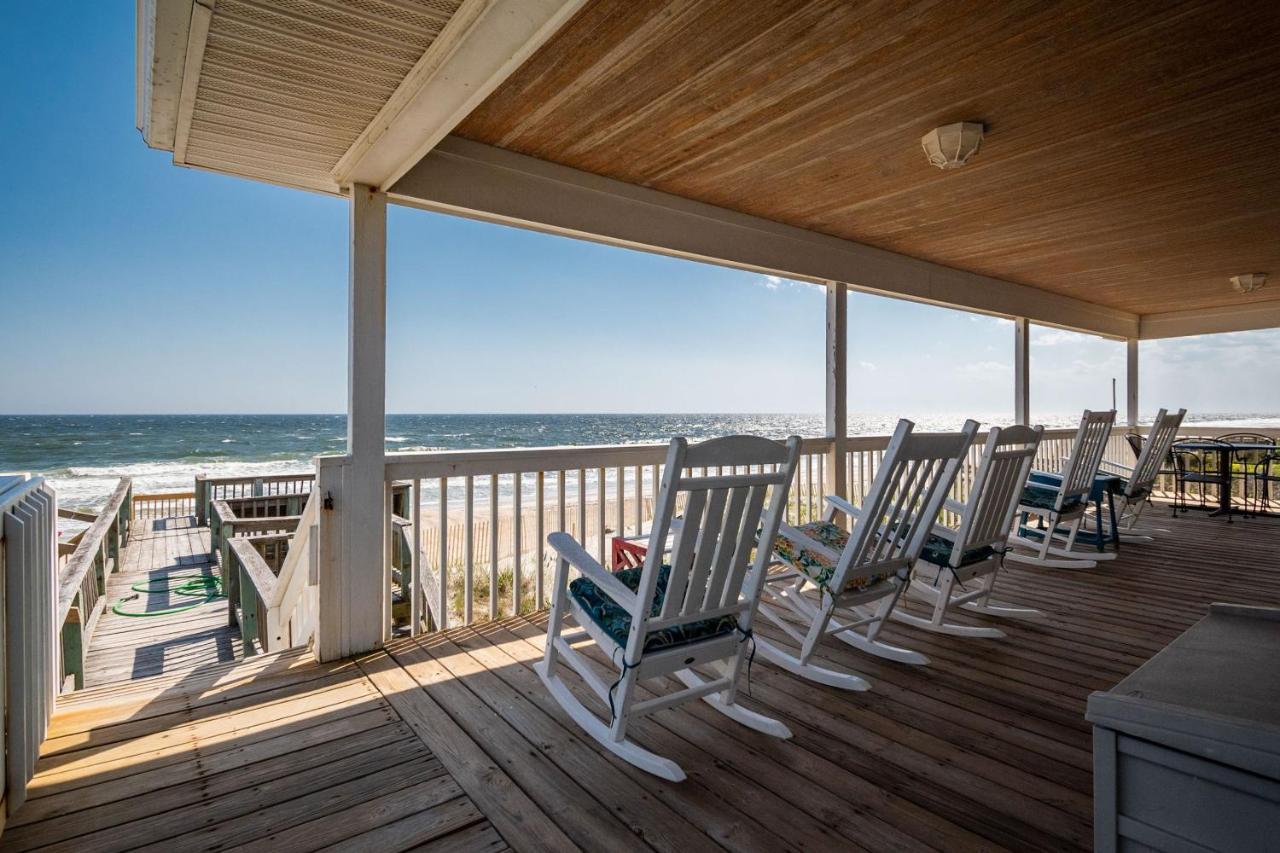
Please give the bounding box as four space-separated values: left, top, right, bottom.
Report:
81 514 240 686
382 503 1280 853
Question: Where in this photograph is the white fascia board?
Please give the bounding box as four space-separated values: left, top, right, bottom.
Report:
390 136 1140 339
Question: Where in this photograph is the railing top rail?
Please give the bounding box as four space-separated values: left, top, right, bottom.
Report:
133 490 196 500
223 515 303 533
229 537 278 603
58 477 131 623
380 436 834 479
197 472 315 486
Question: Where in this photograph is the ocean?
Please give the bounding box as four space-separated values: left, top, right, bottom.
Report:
3 412 1276 510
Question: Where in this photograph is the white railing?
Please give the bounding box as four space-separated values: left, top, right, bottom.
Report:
0 474 58 817
132 491 195 519
195 472 314 525
380 438 834 631
308 421 1276 643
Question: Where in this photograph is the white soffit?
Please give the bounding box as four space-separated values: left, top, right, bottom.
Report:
141 0 467 194
137 0 586 195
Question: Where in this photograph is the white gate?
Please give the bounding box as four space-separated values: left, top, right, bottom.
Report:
0 474 58 816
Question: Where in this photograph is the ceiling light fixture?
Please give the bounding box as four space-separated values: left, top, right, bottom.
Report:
1231 273 1267 294
921 122 985 169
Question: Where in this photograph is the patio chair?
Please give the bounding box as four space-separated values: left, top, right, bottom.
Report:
893 424 1045 638
1170 437 1229 514
1255 450 1280 514
1097 408 1186 538
537 434 801 782
1217 432 1275 517
1006 409 1116 569
754 419 979 690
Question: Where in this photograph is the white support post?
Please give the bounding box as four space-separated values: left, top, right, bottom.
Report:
1126 338 1139 428
826 281 848 500
1014 317 1030 426
319 183 388 662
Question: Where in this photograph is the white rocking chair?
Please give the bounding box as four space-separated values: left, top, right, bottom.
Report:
894 424 1045 638
754 419 979 691
1096 407 1186 541
537 434 801 782
1006 409 1116 569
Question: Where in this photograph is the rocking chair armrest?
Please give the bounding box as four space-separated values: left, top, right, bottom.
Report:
774 523 843 565
546 532 639 610
823 494 862 520
942 497 967 516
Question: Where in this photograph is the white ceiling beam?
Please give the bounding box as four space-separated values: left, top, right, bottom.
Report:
1139 300 1280 339
390 136 1141 340
331 0 588 191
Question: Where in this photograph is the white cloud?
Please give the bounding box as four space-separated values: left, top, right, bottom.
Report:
857 360 878 372
754 273 824 293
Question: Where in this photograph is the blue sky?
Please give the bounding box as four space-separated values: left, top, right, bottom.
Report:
2 4 1276 418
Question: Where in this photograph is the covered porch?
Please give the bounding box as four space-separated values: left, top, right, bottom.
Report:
5 0 1280 848
129 0 1280 662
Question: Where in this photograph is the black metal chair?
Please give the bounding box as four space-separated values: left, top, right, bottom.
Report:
1217 433 1276 516
1256 451 1280 514
1170 438 1230 515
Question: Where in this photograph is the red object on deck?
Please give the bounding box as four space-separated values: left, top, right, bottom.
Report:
610 536 647 570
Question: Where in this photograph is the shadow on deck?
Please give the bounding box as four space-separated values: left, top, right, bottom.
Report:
9 504 1278 851
81 515 241 687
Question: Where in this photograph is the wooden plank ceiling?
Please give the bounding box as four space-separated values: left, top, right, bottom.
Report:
455 0 1280 316
186 0 463 193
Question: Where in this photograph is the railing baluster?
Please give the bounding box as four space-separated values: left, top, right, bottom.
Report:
577 468 587 562
489 473 499 620
411 478 422 635
632 464 642 535
614 465 624 542
536 471 545 609
597 467 606 561
436 477 446 632
464 475 474 625
513 471 523 617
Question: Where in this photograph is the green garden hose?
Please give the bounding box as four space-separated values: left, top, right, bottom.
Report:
112 574 224 617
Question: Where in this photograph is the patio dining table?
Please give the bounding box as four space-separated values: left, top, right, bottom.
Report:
1172 440 1276 518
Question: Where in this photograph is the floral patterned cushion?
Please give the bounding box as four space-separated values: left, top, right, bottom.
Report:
1019 483 1085 513
918 533 995 568
568 564 738 652
772 520 892 593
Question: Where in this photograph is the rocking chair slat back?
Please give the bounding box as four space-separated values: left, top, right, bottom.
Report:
639 436 801 645
1060 409 1117 500
953 425 1044 556
1130 408 1186 495
838 419 980 586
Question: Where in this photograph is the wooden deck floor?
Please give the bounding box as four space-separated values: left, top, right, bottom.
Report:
82 515 239 687
11 503 1278 851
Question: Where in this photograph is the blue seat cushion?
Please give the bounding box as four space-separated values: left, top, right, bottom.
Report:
568 564 738 652
1020 483 1085 513
918 533 996 568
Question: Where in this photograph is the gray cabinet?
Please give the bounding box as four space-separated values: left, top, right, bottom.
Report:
1088 603 1280 852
